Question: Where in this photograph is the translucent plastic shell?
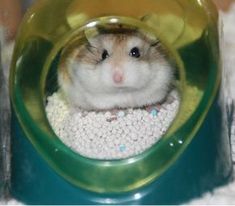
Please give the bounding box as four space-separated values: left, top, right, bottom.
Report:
10 0 220 193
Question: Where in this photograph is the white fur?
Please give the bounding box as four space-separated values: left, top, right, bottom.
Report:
59 34 173 110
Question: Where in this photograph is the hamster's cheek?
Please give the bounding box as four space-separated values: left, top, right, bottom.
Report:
99 64 116 88
124 62 151 88
72 63 103 92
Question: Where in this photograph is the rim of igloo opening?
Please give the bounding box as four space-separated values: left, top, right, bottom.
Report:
42 16 185 158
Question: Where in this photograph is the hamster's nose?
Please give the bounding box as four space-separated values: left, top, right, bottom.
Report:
113 71 124 84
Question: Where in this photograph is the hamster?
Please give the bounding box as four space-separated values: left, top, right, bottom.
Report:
58 32 174 111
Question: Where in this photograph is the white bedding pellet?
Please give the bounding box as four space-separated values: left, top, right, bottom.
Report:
45 90 180 160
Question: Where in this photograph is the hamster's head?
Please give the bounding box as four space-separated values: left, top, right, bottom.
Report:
59 33 174 110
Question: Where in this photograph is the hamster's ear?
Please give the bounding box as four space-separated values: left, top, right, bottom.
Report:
87 36 101 48
150 39 167 54
150 40 161 48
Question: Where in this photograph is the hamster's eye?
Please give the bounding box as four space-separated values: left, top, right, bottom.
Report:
101 49 109 61
129 47 140 58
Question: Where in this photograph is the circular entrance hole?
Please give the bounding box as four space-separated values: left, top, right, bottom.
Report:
44 17 182 160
